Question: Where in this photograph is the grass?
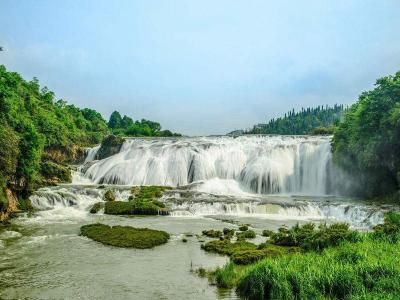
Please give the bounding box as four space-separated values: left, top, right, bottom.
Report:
236 229 256 240
104 186 171 215
204 211 400 300
104 200 167 215
202 229 223 238
237 239 400 299
201 239 257 255
80 223 170 248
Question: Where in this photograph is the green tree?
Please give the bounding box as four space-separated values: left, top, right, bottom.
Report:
332 71 400 197
108 111 122 129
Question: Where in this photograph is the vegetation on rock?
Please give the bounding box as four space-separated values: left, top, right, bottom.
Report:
236 230 256 240
103 189 116 202
333 71 400 198
104 186 171 215
202 229 223 238
95 135 125 160
89 202 104 214
80 223 169 248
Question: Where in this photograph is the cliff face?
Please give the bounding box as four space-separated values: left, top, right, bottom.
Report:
0 189 20 223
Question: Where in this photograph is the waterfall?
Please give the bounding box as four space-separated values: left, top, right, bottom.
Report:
84 145 101 163
79 135 339 195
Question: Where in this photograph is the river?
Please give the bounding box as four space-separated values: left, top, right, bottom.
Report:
0 135 396 299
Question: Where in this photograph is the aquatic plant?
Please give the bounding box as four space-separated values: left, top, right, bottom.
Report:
80 223 170 248
202 229 223 238
236 230 256 240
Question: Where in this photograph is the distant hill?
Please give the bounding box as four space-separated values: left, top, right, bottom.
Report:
241 104 345 135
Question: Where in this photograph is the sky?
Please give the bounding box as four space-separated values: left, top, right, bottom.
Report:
1 1 400 135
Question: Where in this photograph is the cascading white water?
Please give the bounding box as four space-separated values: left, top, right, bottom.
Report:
84 145 100 163
80 135 338 195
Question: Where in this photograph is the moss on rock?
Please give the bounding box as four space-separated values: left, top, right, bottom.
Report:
104 200 167 215
80 223 169 248
89 202 104 214
103 189 116 202
96 135 125 160
202 229 223 238
40 161 72 183
236 230 256 240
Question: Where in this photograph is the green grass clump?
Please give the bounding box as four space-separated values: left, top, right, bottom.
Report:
372 211 400 242
202 229 223 238
80 223 169 248
214 262 247 288
236 230 256 240
231 244 299 265
131 186 172 200
270 222 360 251
201 239 257 255
104 200 167 215
89 202 104 214
223 228 235 239
262 229 274 237
238 225 248 231
236 239 400 300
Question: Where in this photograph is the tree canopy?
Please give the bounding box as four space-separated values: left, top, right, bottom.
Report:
332 71 400 198
245 104 344 135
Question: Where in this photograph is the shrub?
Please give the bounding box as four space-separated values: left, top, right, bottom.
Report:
232 244 299 265
201 239 257 255
223 228 235 239
236 230 256 240
262 229 274 237
202 229 223 238
269 222 360 251
372 211 400 242
238 225 248 231
80 223 169 248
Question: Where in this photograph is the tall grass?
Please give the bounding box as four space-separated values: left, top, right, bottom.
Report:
236 239 400 299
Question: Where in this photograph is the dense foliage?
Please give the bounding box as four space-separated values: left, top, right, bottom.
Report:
108 110 181 137
0 66 180 210
332 71 400 198
0 65 109 197
245 104 344 135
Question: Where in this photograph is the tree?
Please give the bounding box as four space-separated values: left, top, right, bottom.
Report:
332 71 400 198
108 111 122 129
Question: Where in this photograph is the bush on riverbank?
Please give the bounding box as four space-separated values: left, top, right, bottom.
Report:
80 223 170 248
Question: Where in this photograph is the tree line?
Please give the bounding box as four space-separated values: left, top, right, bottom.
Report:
245 104 345 135
0 65 179 206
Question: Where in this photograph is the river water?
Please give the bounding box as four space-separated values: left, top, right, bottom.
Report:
0 136 397 299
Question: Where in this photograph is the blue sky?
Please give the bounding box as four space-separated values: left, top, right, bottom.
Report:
1 1 400 135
